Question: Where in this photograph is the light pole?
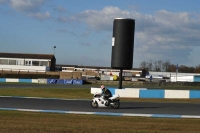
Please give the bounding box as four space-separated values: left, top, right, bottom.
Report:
176 64 178 82
54 46 56 56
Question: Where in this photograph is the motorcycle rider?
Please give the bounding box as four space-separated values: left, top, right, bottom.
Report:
101 85 112 105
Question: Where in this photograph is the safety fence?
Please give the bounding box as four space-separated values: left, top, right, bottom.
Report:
91 87 200 99
0 78 83 85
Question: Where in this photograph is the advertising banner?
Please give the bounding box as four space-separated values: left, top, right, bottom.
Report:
64 79 73 84
57 79 64 84
47 79 58 84
47 79 82 85
73 79 83 85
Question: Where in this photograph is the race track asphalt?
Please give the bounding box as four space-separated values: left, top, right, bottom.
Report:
0 97 200 116
0 83 200 118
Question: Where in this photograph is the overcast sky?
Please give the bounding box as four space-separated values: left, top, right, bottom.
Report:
1 0 200 68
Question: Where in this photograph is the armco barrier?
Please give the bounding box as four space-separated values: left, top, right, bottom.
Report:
91 87 200 99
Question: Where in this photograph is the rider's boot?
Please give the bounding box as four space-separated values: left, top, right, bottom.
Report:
105 99 111 106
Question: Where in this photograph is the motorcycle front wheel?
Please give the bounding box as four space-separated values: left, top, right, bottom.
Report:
91 100 98 108
111 101 120 109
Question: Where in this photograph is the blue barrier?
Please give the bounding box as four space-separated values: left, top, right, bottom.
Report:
194 76 200 82
107 88 116 95
190 90 200 98
73 79 83 85
19 79 32 83
139 90 165 98
0 78 6 82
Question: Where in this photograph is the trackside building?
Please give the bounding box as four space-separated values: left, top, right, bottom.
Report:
0 52 56 72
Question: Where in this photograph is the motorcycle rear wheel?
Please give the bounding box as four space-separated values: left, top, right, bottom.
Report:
91 100 98 108
111 101 120 109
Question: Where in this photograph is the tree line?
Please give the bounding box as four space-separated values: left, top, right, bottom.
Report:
139 60 200 73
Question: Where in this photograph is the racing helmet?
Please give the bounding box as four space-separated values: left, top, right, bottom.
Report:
101 85 105 89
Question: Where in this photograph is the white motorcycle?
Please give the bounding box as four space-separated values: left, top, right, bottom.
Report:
91 93 120 109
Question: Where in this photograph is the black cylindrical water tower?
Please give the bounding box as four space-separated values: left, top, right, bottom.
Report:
111 18 135 89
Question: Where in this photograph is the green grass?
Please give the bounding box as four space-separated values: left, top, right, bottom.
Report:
0 88 91 99
0 111 200 133
0 86 200 133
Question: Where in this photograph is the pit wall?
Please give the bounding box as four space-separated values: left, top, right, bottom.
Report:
91 87 200 99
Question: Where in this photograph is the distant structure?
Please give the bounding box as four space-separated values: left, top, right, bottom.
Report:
56 64 142 81
0 52 56 72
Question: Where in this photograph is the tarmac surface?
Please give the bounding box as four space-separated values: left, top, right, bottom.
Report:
0 97 200 116
0 83 200 118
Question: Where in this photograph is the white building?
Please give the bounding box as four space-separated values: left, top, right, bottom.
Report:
0 52 56 72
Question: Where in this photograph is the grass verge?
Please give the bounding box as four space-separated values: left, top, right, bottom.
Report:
0 111 200 133
0 87 200 133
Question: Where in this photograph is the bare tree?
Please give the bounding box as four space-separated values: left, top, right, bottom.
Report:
154 61 161 71
162 60 171 72
178 65 195 73
168 64 176 72
139 60 200 73
157 60 163 71
195 65 200 73
147 60 153 71
139 61 148 69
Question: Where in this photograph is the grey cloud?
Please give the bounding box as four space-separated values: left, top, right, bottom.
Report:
5 0 51 20
0 0 8 4
57 29 76 36
71 6 131 31
27 11 51 20
71 7 200 46
9 0 48 12
1 0 51 21
79 42 92 47
81 31 91 37
57 29 68 33
53 6 66 13
127 4 140 11
57 16 68 22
